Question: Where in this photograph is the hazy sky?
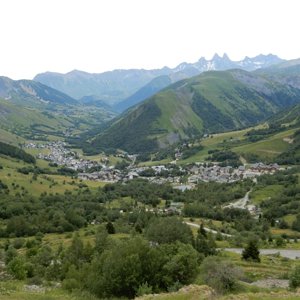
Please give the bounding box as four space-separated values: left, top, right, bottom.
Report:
1 0 299 79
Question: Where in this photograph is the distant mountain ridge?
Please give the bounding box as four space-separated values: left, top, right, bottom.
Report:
34 54 284 106
34 68 171 104
173 53 283 75
0 76 77 105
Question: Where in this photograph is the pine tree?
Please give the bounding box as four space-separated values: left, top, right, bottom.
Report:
242 240 260 262
106 221 115 234
195 228 216 256
198 223 207 237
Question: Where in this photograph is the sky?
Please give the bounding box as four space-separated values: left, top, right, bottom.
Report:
1 0 300 80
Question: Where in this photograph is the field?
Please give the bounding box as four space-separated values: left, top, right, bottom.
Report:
179 128 250 164
233 127 299 160
250 185 283 204
0 154 105 197
176 123 299 164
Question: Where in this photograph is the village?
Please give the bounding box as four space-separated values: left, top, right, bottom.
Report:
24 141 105 171
24 142 282 189
186 162 280 184
22 141 285 217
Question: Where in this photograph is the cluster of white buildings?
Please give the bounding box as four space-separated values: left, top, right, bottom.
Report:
78 168 122 182
24 141 282 188
187 163 281 184
25 141 104 171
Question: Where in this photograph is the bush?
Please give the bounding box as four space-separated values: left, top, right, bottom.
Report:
289 265 300 289
13 238 25 249
145 217 194 245
200 256 242 294
7 256 27 279
85 238 199 298
63 278 80 292
106 222 115 234
136 282 153 296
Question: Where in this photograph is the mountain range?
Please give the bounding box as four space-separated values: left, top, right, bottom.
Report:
34 54 283 109
1 53 300 158
90 64 300 154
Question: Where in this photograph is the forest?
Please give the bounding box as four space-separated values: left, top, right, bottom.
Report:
0 141 36 164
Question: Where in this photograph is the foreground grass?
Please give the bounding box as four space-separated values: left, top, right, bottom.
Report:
0 280 97 300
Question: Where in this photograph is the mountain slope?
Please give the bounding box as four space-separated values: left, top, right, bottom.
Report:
268 104 300 164
268 103 300 126
90 69 300 154
79 95 114 111
114 75 172 112
0 77 116 141
231 104 300 163
0 76 77 106
256 58 300 90
34 54 283 105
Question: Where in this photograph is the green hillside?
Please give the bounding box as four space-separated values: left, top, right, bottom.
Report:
177 104 300 165
0 128 24 145
231 103 300 161
0 98 72 138
0 76 116 141
0 141 35 163
268 103 300 126
91 69 300 154
233 127 298 161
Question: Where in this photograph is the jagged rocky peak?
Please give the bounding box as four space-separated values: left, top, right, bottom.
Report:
212 53 222 60
222 53 231 60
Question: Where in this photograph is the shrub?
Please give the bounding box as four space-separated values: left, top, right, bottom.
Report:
200 256 242 294
13 238 25 249
289 265 300 289
63 278 80 292
136 282 153 296
7 256 27 279
106 221 115 234
145 217 194 245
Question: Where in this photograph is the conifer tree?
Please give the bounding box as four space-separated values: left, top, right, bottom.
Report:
242 240 260 262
